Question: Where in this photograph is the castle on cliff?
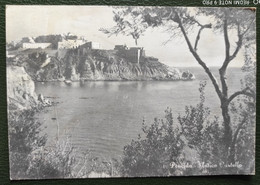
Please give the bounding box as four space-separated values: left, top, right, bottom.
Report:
18 34 146 64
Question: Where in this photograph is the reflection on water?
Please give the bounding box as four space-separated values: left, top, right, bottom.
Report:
35 67 244 159
77 81 150 92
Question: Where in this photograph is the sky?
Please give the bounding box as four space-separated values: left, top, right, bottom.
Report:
6 5 249 67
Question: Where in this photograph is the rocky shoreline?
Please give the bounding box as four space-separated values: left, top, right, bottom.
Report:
7 41 196 110
7 47 195 82
7 66 53 111
7 64 195 111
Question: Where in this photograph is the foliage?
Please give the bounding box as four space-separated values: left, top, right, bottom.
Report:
178 82 210 149
8 108 119 179
121 80 255 176
121 108 185 177
8 110 47 179
227 49 256 174
26 136 75 179
229 95 255 174
177 82 224 174
8 109 76 179
71 154 121 178
121 82 219 176
178 82 223 158
100 7 255 46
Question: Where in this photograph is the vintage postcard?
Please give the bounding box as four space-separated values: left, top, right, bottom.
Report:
6 5 256 179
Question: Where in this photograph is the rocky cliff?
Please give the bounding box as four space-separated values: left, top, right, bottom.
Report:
7 65 53 111
7 66 38 110
7 48 195 82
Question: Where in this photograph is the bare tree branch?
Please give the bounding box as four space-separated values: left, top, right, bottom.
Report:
228 17 255 62
229 39 242 61
161 9 173 21
221 17 254 69
194 27 203 51
182 13 203 27
223 18 230 63
228 23 243 62
194 24 212 51
228 87 255 103
219 16 231 98
219 15 254 100
174 13 223 99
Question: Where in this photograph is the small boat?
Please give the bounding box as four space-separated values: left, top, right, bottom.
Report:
64 80 72 85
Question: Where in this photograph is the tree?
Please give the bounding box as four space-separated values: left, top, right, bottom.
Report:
121 108 185 176
9 109 75 179
100 7 256 163
8 110 47 179
121 82 227 176
227 46 256 173
177 82 224 175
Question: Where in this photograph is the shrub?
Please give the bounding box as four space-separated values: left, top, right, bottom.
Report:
8 110 47 179
121 108 185 177
8 109 75 179
121 82 224 176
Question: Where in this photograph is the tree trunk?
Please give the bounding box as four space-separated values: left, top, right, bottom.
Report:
229 139 236 164
221 98 234 163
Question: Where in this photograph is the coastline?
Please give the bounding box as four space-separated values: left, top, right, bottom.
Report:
34 78 195 83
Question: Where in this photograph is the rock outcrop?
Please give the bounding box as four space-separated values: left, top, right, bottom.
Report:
7 48 195 82
181 70 196 81
7 66 38 110
7 34 195 82
7 66 53 110
19 49 194 81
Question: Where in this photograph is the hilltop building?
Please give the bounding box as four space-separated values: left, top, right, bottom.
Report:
84 42 100 50
57 39 86 49
78 42 101 55
22 43 52 49
114 45 127 51
21 36 53 49
114 45 145 64
127 47 145 64
21 37 36 44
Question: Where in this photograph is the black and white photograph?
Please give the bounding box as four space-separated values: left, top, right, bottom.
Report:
6 5 256 179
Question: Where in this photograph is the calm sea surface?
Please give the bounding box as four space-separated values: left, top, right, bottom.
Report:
35 67 244 159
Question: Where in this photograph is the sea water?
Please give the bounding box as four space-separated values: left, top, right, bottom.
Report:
35 67 244 159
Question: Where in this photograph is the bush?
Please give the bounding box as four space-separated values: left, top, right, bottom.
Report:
177 82 224 174
121 82 225 176
8 109 75 179
121 108 185 177
121 80 255 176
27 137 74 179
8 110 47 179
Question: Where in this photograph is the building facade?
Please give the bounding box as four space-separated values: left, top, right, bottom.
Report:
22 43 52 49
127 47 145 64
84 42 100 50
57 39 86 49
114 45 145 64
